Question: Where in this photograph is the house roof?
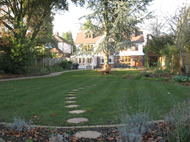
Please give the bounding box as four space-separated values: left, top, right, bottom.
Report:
131 34 144 43
75 30 144 44
50 47 63 53
53 33 72 45
75 30 103 44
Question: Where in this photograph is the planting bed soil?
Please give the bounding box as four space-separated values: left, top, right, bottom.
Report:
0 121 169 142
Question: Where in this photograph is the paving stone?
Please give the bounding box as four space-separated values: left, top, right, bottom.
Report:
69 110 86 114
67 118 88 124
65 97 76 100
72 89 79 92
65 105 79 108
68 92 76 94
0 138 5 142
78 88 84 90
67 94 76 96
75 131 102 139
65 101 76 103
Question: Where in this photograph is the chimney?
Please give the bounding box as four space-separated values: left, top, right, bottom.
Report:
55 32 59 36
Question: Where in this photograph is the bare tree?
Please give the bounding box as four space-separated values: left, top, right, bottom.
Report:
166 6 190 74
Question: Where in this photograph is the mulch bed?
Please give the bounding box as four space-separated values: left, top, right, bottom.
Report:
0 121 169 142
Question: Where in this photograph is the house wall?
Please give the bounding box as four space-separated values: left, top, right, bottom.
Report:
114 55 144 68
58 42 72 54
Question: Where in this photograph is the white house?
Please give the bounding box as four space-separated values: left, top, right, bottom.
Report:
50 32 73 58
72 30 145 69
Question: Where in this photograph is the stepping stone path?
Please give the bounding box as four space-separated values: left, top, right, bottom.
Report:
72 89 79 92
65 85 101 139
68 92 76 94
65 97 76 100
67 94 76 96
65 105 79 108
78 88 84 90
69 110 86 114
75 131 102 139
67 118 88 124
65 101 76 103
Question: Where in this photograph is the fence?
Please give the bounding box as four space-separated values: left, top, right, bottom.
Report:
36 57 68 67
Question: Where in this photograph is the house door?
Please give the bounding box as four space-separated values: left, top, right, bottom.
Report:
135 57 139 67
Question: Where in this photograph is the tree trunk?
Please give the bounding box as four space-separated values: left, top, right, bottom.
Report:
104 0 109 67
180 49 186 75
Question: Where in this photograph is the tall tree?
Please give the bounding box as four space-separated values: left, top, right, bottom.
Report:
62 31 74 44
0 0 84 73
62 31 77 53
85 0 152 67
166 6 190 74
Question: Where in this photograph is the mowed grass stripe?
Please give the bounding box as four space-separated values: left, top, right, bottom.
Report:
0 70 190 126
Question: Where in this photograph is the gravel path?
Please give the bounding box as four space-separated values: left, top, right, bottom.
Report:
0 70 79 82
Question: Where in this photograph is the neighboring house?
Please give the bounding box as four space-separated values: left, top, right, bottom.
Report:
72 30 145 69
50 32 73 58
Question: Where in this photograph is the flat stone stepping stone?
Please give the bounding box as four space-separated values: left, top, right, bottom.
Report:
78 88 84 89
68 92 76 94
65 101 76 103
65 97 76 99
67 118 88 124
67 94 76 96
69 110 86 114
75 131 102 139
72 89 79 92
65 105 79 108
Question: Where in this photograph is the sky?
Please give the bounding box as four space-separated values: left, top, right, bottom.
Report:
53 0 190 41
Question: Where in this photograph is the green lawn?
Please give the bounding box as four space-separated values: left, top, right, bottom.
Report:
0 70 189 126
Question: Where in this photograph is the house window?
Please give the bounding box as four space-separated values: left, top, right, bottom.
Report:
100 56 104 64
122 45 138 51
87 58 92 63
79 58 81 63
109 56 114 64
120 56 131 63
83 58 85 63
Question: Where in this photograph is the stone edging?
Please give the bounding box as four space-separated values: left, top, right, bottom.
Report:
0 120 164 129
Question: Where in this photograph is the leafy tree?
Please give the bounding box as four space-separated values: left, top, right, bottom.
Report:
62 31 74 44
0 0 85 73
62 31 76 53
146 34 179 72
84 0 152 67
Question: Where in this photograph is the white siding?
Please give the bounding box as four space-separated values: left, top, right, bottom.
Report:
58 42 72 54
118 43 144 56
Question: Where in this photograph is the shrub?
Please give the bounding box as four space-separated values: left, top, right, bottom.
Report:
153 69 170 77
0 70 5 75
140 71 152 77
165 99 190 142
72 63 79 69
119 112 153 142
11 117 34 132
50 133 64 142
59 60 72 69
172 76 190 82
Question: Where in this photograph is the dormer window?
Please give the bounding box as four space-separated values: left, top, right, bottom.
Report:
85 33 93 39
